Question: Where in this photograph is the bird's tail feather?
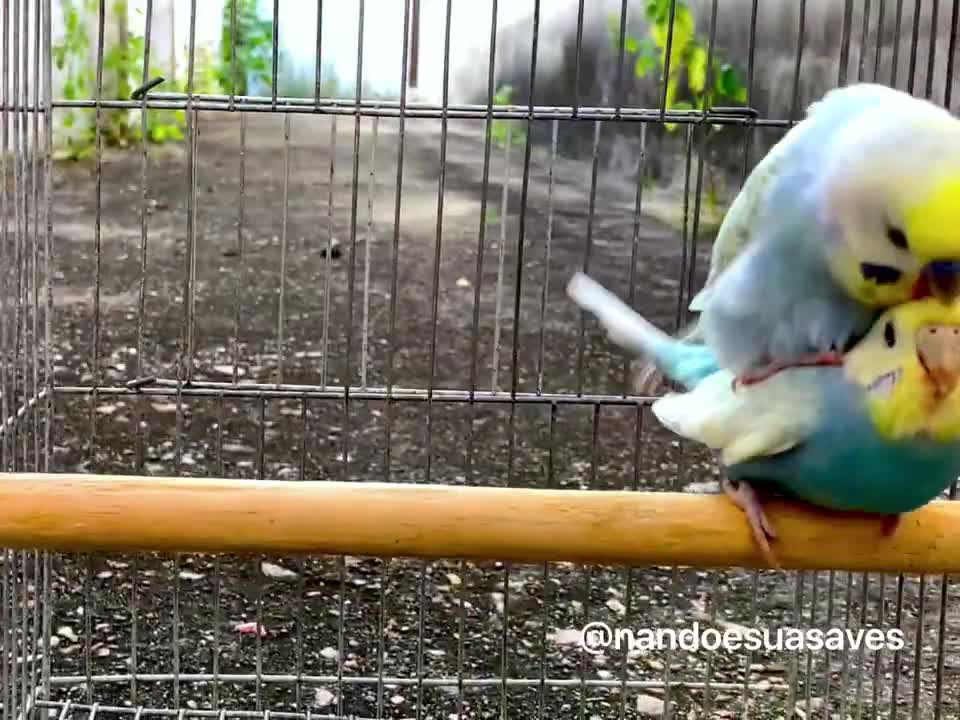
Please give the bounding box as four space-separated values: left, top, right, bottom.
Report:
566 272 716 392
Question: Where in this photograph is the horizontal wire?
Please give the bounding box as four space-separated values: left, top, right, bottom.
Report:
39 673 784 693
52 382 652 406
0 98 780 126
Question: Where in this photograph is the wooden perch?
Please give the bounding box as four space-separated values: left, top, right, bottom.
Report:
0 472 958 573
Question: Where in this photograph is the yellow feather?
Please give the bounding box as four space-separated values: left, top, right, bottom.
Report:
845 297 960 441
904 173 960 259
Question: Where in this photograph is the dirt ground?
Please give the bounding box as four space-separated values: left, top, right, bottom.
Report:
16 110 960 719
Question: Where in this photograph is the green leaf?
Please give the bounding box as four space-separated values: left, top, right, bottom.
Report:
624 35 640 54
687 44 707 94
63 112 75 128
53 45 67 70
671 100 694 111
716 63 744 99
652 5 695 68
634 53 656 78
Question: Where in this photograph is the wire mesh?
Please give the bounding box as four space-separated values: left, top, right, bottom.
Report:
2 1 960 718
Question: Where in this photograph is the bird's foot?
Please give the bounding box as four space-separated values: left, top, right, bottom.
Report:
722 477 780 569
732 351 846 390
880 513 901 538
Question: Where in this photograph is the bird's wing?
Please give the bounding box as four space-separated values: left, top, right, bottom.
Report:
650 370 824 466
689 83 910 313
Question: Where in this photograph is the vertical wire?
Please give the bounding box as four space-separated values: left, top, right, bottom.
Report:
803 570 820 718
855 573 871 717
907 0 923 93
426 0 453 456
618 405 643 720
859 0 873 82
870 574 888 720
926 0 939 99
622 123 647 391
135 0 154 479
15 0 26 472
613 0 628 115
383 0 411 523
572 0 585 114
41 0 53 705
821 570 838 712
490 112 511 392
295 397 307 711
574 121 602 395
658 0 679 122
41 0 52 474
839 0 854 85
180 0 198 388
40 0 54 698
277 113 291 385
537 402 558 720
30 0 41 473
891 0 905 87
89 0 106 467
945 0 960 110
342 0 366 395
16 0 28 471
467 0 498 399
683 0 718 324
270 0 279 109
228 0 238 106
508 0 541 398
874 0 887 80
2 550 9 720
0 0 8 481
910 575 928 720
934 485 958 719
578 405 601 720
83 556 92 704
890 574 906 719
535 119 558 395
361 116 379 389
792 0 807 122
313 0 323 105
320 114 336 388
838 571 856 718
230 113 247 385
212 398 224 710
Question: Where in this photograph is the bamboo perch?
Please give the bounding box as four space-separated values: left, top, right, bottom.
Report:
0 472 958 573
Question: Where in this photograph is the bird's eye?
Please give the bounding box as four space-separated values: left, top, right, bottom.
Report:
883 321 896 348
886 226 908 249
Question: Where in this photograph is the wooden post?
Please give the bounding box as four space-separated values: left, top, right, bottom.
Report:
1 473 958 573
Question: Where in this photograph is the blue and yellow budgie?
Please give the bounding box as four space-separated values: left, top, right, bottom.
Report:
637 82 960 393
568 271 960 567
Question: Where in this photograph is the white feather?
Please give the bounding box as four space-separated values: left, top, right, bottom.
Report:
565 272 668 357
651 371 824 466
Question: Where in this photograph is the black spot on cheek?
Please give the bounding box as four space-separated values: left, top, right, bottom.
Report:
883 321 896 348
860 263 903 285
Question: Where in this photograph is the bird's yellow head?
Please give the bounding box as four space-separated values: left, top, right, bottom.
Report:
844 297 960 441
820 97 960 307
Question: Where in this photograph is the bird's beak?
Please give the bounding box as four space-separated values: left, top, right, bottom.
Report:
916 324 960 397
917 261 960 302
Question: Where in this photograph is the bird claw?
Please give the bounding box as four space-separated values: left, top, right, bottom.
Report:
722 477 781 569
732 351 846 390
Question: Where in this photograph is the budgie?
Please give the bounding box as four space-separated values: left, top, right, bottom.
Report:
636 82 960 394
568 271 960 567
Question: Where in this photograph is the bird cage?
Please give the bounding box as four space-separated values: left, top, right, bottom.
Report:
3 1 960 719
